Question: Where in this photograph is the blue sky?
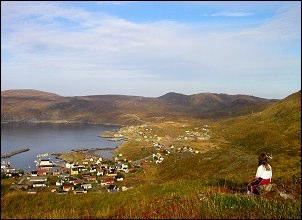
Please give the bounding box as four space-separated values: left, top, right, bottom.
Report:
1 1 301 98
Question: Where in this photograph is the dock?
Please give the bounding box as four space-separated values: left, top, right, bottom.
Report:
1 147 30 158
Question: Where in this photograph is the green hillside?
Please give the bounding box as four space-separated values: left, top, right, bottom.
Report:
1 91 301 219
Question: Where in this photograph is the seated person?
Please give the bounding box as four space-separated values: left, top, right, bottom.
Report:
248 152 272 195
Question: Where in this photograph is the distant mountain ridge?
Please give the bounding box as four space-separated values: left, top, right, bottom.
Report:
1 89 279 125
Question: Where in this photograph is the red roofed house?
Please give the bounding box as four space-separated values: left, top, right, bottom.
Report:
63 183 74 192
101 177 115 186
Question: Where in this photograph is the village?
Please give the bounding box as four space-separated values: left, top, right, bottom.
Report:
1 123 212 195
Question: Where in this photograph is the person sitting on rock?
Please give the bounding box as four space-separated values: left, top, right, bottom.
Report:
247 152 272 195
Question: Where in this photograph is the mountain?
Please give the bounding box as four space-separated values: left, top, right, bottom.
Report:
1 89 278 125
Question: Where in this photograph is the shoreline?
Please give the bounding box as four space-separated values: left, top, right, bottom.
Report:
1 120 124 127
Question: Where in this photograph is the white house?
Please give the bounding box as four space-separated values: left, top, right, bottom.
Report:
56 180 63 186
39 159 53 167
65 162 72 169
81 183 92 190
97 171 104 176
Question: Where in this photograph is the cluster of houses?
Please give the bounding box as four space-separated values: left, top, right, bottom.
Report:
116 124 210 145
118 125 162 143
1 161 23 178
4 153 137 194
177 126 210 141
3 124 211 194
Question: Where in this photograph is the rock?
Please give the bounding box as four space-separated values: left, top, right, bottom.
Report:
279 192 294 200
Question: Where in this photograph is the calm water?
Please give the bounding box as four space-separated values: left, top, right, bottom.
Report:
1 123 122 171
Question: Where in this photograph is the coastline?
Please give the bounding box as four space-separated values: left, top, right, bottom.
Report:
1 120 124 127
1 121 127 169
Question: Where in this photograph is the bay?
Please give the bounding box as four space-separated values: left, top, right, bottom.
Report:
1 122 122 171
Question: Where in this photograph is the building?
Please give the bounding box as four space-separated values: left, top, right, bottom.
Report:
62 183 74 192
37 168 47 176
38 159 53 167
107 185 119 192
101 177 115 186
70 167 79 175
29 176 47 188
81 183 92 190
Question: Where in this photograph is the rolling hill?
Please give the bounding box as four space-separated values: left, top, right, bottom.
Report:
1 90 300 219
1 89 277 125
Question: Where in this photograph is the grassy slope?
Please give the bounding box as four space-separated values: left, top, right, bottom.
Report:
1 180 300 219
1 91 301 219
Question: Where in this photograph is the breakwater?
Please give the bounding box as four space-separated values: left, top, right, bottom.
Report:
1 148 30 158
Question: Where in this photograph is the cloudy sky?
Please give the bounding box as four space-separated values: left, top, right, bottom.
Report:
1 1 301 98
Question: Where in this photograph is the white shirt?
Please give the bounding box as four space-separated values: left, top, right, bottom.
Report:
255 164 272 179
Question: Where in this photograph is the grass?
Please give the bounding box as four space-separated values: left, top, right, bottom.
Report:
1 180 300 219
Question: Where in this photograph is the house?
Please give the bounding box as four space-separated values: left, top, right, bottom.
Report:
78 165 86 172
62 183 74 192
39 159 53 167
81 183 92 190
56 180 63 186
73 188 87 194
90 165 97 173
107 172 117 177
116 176 124 181
117 164 129 173
70 167 79 175
107 167 117 176
65 162 72 168
32 181 47 188
29 176 47 188
101 164 108 169
37 168 47 176
107 184 119 192
52 170 60 176
96 157 103 165
101 177 115 186
82 175 97 182
73 179 82 185
59 173 70 180
31 170 38 176
97 170 104 176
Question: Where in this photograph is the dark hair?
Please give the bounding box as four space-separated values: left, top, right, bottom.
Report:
258 152 271 171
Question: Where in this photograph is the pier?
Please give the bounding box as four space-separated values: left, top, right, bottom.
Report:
1 147 30 159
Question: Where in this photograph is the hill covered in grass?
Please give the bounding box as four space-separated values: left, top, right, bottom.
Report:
1 89 277 125
1 90 300 219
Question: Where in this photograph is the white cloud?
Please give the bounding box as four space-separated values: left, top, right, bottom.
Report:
1 2 301 98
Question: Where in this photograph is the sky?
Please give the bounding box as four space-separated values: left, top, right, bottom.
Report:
1 1 301 99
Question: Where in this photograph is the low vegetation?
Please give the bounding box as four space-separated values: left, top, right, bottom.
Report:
1 90 301 219
1 180 300 219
